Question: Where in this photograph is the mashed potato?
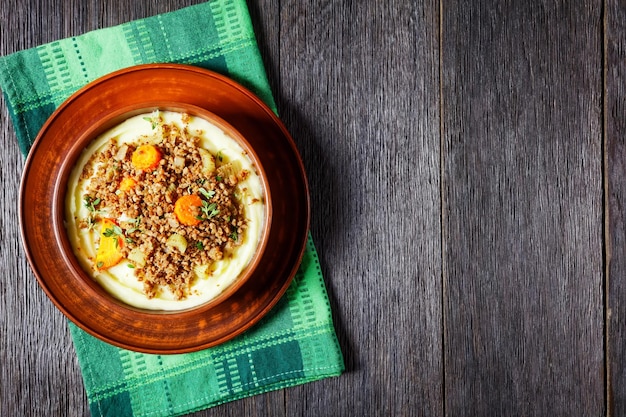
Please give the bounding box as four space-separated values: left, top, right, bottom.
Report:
65 111 264 311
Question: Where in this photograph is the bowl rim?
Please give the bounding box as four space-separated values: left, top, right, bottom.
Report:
19 63 310 353
52 103 274 314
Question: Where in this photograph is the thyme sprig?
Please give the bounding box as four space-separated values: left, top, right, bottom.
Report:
142 116 158 130
83 195 101 213
196 201 219 221
102 225 123 248
83 195 102 231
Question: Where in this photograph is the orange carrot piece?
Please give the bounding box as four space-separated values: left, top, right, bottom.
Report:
119 177 137 192
131 144 162 170
95 218 124 270
174 195 203 226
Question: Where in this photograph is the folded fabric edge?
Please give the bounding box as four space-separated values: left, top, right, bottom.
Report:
167 372 344 417
75 315 345 417
87 370 344 417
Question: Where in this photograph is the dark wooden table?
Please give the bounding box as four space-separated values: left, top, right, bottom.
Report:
2 0 625 415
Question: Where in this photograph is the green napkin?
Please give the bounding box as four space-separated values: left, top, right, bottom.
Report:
0 1 344 416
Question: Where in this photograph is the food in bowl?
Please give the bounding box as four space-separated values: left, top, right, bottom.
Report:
64 110 265 311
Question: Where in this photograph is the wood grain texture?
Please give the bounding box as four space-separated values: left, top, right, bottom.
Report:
277 1 443 416
1 1 92 415
606 0 626 415
441 1 604 415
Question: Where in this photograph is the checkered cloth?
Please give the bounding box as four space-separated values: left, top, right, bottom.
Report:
0 1 344 416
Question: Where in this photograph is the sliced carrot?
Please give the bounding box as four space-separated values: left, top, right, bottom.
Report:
174 195 203 226
119 176 137 192
131 144 162 170
95 218 124 270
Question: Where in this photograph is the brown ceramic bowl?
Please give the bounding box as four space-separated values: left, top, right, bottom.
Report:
57 103 272 312
20 64 310 353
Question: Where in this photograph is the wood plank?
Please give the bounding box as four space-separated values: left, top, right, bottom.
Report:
0 1 94 415
606 0 626 415
441 1 604 415
278 0 443 415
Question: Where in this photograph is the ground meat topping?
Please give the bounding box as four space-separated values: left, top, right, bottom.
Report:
81 113 248 300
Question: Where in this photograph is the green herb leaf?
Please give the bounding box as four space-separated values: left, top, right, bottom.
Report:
103 225 123 238
196 241 204 250
198 187 216 200
143 116 157 129
96 261 104 268
83 195 101 212
126 216 142 234
201 201 220 219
